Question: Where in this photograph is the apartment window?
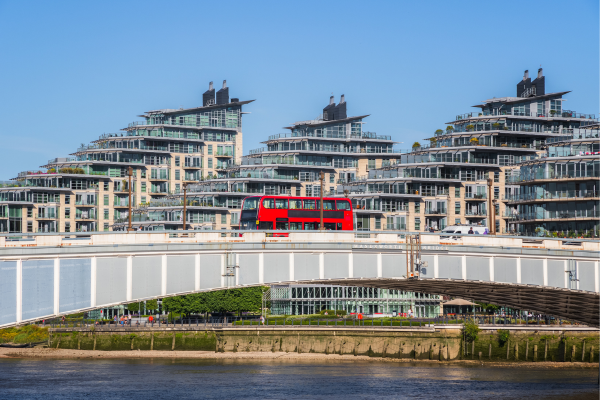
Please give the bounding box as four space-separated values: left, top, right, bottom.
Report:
495 203 500 216
141 196 146 204
208 158 213 169
455 202 461 214
455 186 460 198
175 184 180 193
329 174 335 183
27 221 33 232
208 145 213 155
64 208 70 218
141 170 146 178
375 216 381 230
175 156 180 167
103 209 109 220
231 212 239 225
175 170 180 180
65 195 70 204
414 201 420 213
141 182 146 192
414 218 421 231
27 207 32 217
103 223 109 232
104 195 109 205
65 222 70 233
103 181 109 191
494 187 499 200
221 214 227 224
455 218 461 225
367 159 376 169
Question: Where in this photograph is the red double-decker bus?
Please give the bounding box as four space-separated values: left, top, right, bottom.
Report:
239 196 353 231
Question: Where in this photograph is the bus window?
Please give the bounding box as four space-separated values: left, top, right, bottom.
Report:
263 198 274 209
322 200 335 210
324 223 336 230
275 199 288 209
290 222 302 230
304 222 317 230
303 200 315 210
289 199 302 209
259 221 273 229
242 197 260 210
276 222 288 230
337 223 343 230
336 200 351 210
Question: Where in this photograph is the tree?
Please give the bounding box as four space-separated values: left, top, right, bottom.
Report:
127 302 140 313
146 299 158 312
412 141 421 149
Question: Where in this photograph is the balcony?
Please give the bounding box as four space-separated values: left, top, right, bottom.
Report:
504 190 599 203
455 110 597 121
382 223 407 231
464 211 487 217
425 209 447 216
506 171 600 184
75 212 97 221
267 131 392 141
215 150 234 157
512 210 600 222
465 193 487 200
35 209 59 220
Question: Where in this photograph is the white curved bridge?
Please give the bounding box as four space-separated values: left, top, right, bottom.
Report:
0 231 598 327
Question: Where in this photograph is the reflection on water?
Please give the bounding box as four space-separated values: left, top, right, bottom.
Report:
0 358 597 399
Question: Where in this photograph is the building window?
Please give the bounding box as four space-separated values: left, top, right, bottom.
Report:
295 187 301 196
367 159 376 169
104 223 109 232
375 216 381 230
329 174 335 183
103 181 109 191
141 170 146 178
208 158 213 169
27 221 33 232
175 156 180 167
27 207 32 217
175 170 180 180
65 208 70 218
175 184 180 193
455 218 461 225
494 187 499 199
141 196 146 204
230 213 239 225
455 186 460 198
414 218 421 231
104 195 109 206
208 145 213 155
221 214 227 224
141 182 146 192
414 201 420 213
455 202 460 214
103 209 109 219
65 195 70 204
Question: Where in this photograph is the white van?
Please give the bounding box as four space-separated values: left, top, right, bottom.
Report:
440 225 488 239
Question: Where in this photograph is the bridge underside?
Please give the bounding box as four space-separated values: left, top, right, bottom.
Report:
319 278 600 327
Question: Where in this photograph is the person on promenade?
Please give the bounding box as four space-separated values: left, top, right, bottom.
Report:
468 227 474 234
128 314 132 325
260 315 265 325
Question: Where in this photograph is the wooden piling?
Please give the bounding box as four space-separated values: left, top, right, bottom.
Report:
533 345 538 362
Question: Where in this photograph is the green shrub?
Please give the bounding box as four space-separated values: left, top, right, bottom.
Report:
319 310 347 316
462 321 480 342
498 329 510 346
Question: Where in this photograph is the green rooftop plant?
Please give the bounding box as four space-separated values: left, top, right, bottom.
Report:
446 126 454 132
466 125 475 132
435 129 443 135
470 137 479 144
412 141 421 149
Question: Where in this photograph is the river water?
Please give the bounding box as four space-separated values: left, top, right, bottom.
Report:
0 358 597 399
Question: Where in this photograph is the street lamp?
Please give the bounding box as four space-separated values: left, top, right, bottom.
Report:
127 166 133 232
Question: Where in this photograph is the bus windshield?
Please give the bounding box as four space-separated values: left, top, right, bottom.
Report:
242 197 260 210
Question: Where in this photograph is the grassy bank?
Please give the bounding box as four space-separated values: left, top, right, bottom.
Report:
0 325 48 344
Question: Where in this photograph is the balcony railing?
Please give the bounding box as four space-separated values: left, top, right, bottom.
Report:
267 131 392 141
504 190 599 202
455 110 597 121
465 193 487 200
464 211 487 217
382 223 407 231
425 209 447 215
511 210 600 221
506 171 600 183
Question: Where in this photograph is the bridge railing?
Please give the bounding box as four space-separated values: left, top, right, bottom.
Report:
1 230 598 251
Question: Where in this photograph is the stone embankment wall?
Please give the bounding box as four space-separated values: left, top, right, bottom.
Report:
48 327 599 362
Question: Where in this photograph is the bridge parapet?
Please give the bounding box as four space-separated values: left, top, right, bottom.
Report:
1 231 598 252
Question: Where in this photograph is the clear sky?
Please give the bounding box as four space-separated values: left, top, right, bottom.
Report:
0 0 598 180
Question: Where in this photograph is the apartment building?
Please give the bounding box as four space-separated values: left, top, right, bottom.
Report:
340 69 598 233
504 126 599 236
0 81 251 233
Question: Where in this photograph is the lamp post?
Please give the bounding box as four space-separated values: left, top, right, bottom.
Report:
488 172 496 235
127 166 133 232
319 171 324 231
182 182 189 232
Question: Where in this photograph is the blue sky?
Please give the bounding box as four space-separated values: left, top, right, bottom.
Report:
0 0 598 180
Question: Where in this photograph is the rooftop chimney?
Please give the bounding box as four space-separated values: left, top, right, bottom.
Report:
323 96 336 121
336 94 347 119
329 96 334 105
537 68 543 79
523 70 529 80
203 81 216 106
340 94 345 103
216 80 229 105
